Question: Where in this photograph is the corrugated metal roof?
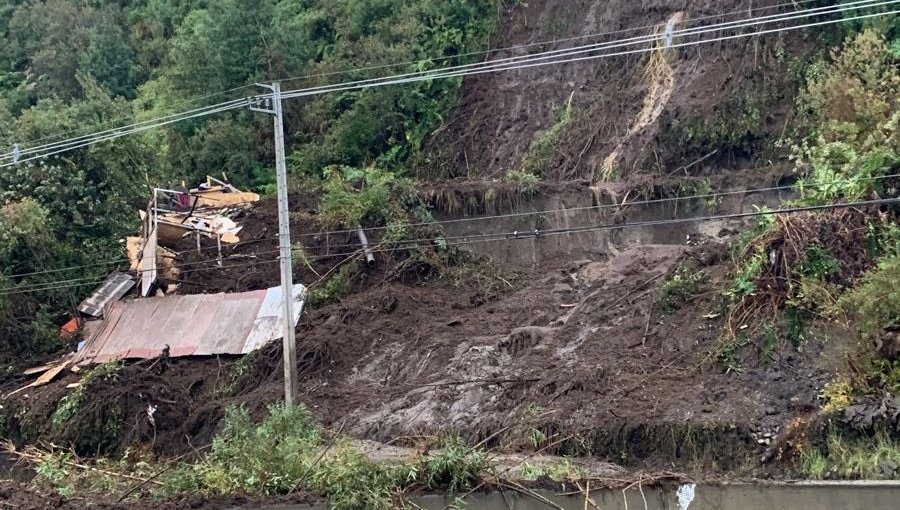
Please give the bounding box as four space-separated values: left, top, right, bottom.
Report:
78 272 136 318
76 285 306 364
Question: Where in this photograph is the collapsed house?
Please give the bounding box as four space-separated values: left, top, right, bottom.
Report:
16 177 303 391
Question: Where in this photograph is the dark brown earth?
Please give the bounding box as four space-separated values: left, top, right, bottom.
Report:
0 200 846 469
422 0 814 181
0 2 879 508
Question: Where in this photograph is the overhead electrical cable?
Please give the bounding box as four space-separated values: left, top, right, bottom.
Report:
0 0 840 155
289 196 900 261
2 196 897 296
1 0 893 167
272 0 854 87
0 85 255 157
288 172 900 241
0 101 247 167
278 1 898 101
3 172 898 281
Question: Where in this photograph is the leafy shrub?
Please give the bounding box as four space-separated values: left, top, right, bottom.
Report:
182 404 319 495
792 30 899 202
51 362 122 428
424 435 490 493
729 249 766 299
840 254 900 337
164 404 492 507
799 245 840 279
319 166 396 228
658 262 704 313
308 261 359 306
505 169 540 195
800 429 900 480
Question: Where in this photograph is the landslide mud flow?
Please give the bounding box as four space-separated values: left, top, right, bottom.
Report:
1 2 894 508
2 190 843 474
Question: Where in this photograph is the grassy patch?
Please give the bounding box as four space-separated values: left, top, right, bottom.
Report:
714 335 750 374
443 259 525 296
50 362 122 428
505 168 540 195
308 261 359 306
519 92 575 178
819 377 853 414
159 404 493 508
663 79 774 163
800 430 900 480
217 352 259 397
681 179 722 209
658 262 705 314
518 459 584 482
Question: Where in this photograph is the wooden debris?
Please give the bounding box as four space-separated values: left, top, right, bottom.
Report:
126 236 144 271
6 359 72 397
22 363 55 376
1 442 162 486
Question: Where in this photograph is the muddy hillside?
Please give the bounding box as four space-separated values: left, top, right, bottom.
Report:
1 0 898 504
422 0 809 182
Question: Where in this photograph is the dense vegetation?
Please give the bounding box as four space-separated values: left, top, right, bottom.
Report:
722 28 899 365
0 0 499 361
25 403 494 508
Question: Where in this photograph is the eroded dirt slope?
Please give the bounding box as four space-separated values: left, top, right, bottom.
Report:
2 219 846 474
422 0 807 181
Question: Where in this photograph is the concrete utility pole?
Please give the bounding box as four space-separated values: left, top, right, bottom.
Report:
251 82 299 404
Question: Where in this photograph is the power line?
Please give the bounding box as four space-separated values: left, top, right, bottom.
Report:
278 2 898 101
0 86 255 158
7 2 893 165
0 0 838 156
4 172 898 281
271 0 839 87
0 258 284 296
1 97 248 161
1 101 247 167
288 196 900 263
2 0 892 167
278 0 888 98
2 196 896 296
0 0 842 158
288 173 900 242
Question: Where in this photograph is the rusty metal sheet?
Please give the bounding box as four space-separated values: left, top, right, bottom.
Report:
75 285 305 364
78 272 136 317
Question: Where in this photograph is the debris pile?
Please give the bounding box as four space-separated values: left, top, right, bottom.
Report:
10 176 274 393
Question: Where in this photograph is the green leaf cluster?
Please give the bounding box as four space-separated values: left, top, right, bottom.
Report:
792 30 900 202
0 0 497 358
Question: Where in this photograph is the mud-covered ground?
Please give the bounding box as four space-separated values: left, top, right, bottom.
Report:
0 3 867 507
0 225 842 469
0 474 316 510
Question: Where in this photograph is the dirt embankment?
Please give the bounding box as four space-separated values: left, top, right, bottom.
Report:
0 216 842 475
0 2 863 499
422 0 808 181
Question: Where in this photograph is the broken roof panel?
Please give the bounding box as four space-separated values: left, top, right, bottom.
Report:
77 272 136 318
74 285 306 364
